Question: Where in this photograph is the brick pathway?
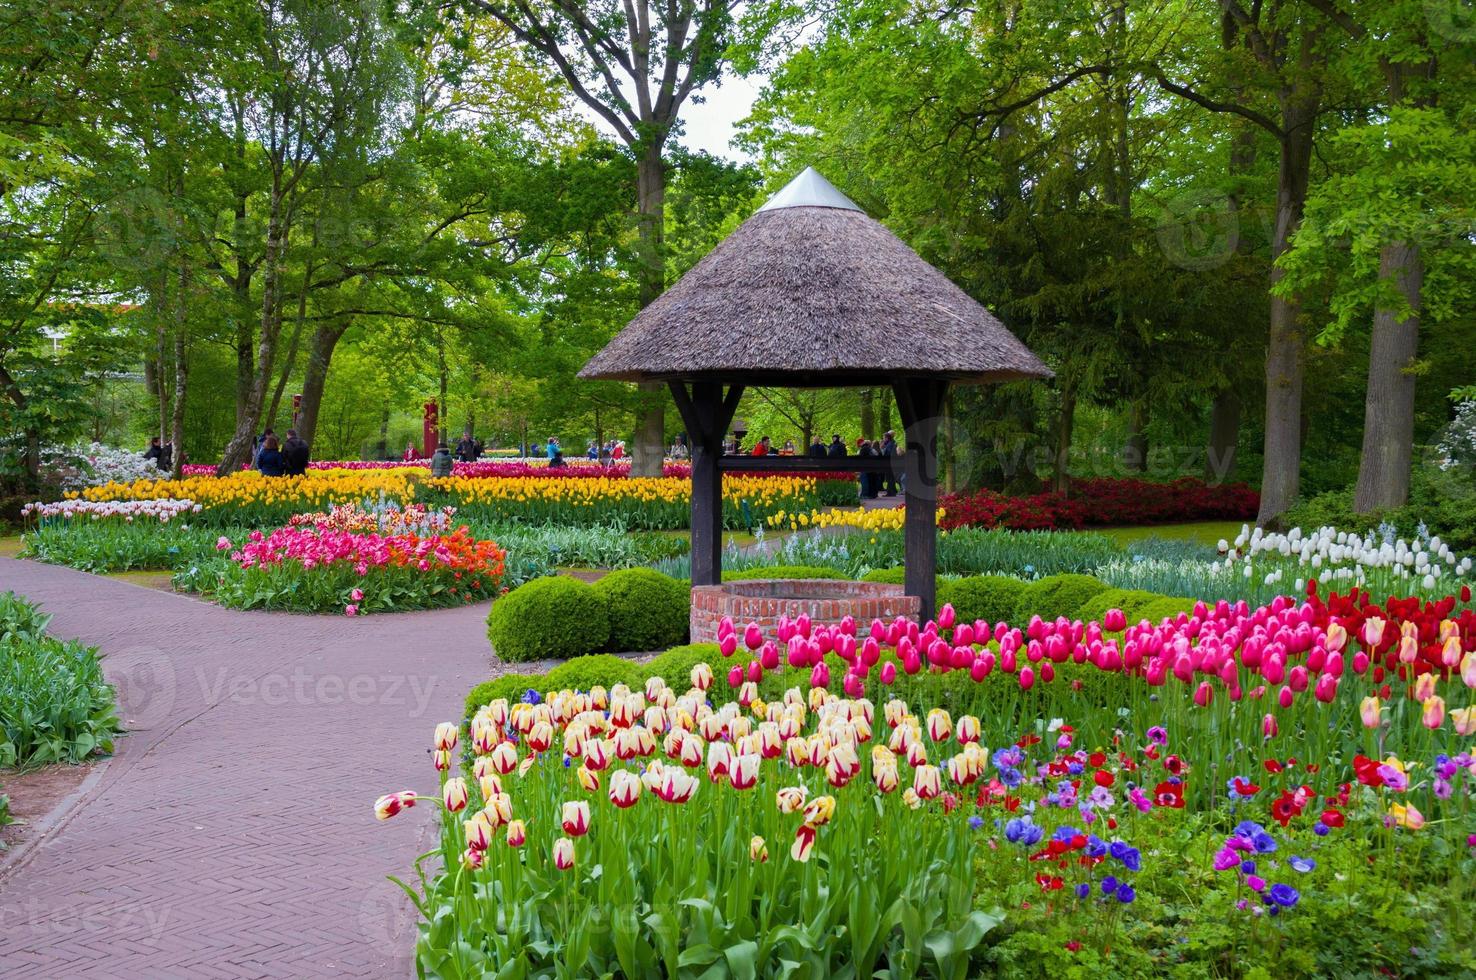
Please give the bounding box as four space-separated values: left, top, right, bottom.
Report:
0 558 537 979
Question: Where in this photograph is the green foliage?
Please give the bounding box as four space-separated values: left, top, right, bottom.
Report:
1284 468 1476 553
641 643 722 688
0 592 121 769
859 566 907 584
1012 574 1110 623
941 575 1029 626
1133 596 1199 625
591 569 689 652
24 522 240 573
486 575 610 663
1075 588 1163 625
722 565 846 581
464 674 545 719
542 654 645 694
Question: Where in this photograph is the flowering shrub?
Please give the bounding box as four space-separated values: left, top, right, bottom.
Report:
382 585 1476 974
940 477 1260 531
196 526 505 614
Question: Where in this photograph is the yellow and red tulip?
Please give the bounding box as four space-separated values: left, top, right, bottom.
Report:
750 835 769 863
374 790 417 820
553 836 576 870
790 824 816 863
435 721 459 751
561 800 590 836
506 818 527 847
609 769 643 808
442 777 469 813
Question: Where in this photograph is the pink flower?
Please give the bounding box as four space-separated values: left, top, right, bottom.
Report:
345 604 359 617
351 588 364 602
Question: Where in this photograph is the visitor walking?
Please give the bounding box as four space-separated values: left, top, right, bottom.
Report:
587 440 599 461
858 439 880 499
751 436 772 457
880 429 899 496
403 439 417 461
256 435 287 477
808 437 827 458
254 428 275 468
612 441 624 462
455 432 477 462
780 439 796 456
283 429 310 476
143 437 164 469
429 442 454 477
827 434 847 458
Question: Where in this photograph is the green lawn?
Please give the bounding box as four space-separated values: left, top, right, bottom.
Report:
0 534 23 558
1096 520 1246 547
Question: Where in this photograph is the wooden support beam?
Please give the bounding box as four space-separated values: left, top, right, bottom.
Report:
671 380 742 586
893 378 948 618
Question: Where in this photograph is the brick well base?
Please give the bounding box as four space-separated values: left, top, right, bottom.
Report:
690 579 920 643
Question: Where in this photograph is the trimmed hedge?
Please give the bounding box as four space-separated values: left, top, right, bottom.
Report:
1012 574 1111 623
722 565 846 581
486 575 610 663
465 673 545 718
1135 596 1200 625
941 575 1028 627
543 654 645 694
642 643 722 689
1076 588 1164 626
592 569 689 652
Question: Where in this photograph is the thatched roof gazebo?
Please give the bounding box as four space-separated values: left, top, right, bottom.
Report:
581 168 1051 615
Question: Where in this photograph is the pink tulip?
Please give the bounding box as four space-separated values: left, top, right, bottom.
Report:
746 659 763 683
1103 608 1126 632
1313 673 1337 703
744 623 763 650
727 665 743 688
1019 666 1035 691
1193 681 1212 707
842 672 864 698
809 662 830 688
719 634 738 658
760 643 780 671
1278 685 1294 709
1262 713 1277 737
879 661 897 685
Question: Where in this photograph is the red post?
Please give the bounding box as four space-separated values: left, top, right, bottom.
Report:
423 401 439 457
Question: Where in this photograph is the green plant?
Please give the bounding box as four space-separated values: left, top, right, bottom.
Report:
542 654 645 693
1012 574 1110 623
23 522 241 573
1075 588 1164 625
942 575 1029 626
592 569 689 652
486 575 610 663
0 592 121 769
464 674 545 718
722 564 846 581
1133 596 1199 624
641 643 722 686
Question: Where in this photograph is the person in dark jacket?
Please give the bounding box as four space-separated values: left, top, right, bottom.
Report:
879 429 899 496
858 439 880 498
143 437 164 468
256 435 287 477
808 437 827 458
429 442 454 477
282 429 310 476
455 432 477 462
827 434 847 458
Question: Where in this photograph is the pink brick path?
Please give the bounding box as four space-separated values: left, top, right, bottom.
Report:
0 558 538 978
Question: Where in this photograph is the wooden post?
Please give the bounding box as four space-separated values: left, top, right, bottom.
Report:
670 381 742 586
893 379 947 619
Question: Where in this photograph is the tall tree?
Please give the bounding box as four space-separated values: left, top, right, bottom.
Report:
458 0 739 475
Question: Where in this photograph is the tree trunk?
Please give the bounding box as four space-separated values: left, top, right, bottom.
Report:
1205 389 1241 483
1123 398 1148 473
217 186 289 474
860 389 875 440
295 322 347 448
630 142 666 477
0 364 38 482
1054 380 1077 494
169 296 189 478
1256 96 1317 525
1353 241 1422 512
266 267 311 433
376 407 390 460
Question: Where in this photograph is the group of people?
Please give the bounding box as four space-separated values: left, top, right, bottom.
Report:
583 439 626 466
253 428 310 477
142 437 175 471
738 430 901 498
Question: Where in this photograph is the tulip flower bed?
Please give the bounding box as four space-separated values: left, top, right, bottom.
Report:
184 525 506 614
73 470 423 527
940 477 1259 531
382 583 1476 976
424 474 835 530
20 499 243 573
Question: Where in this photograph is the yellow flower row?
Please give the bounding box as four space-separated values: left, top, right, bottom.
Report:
428 475 817 506
767 505 944 532
72 469 420 508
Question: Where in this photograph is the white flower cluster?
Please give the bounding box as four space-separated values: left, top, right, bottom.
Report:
44 442 165 488
1436 401 1476 471
21 498 201 523
1219 524 1473 592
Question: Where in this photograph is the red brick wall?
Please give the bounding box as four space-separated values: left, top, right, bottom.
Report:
690 580 920 643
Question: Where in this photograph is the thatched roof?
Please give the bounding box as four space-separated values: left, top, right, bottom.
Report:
579 168 1051 386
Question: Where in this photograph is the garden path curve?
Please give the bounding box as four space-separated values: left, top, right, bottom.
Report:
0 557 541 979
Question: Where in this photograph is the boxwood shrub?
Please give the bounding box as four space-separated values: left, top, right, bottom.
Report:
1134 596 1200 625
721 565 846 581
486 575 609 663
941 575 1028 626
542 654 645 694
1076 587 1164 626
592 568 689 653
1012 574 1110 623
642 643 722 688
464 673 544 717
